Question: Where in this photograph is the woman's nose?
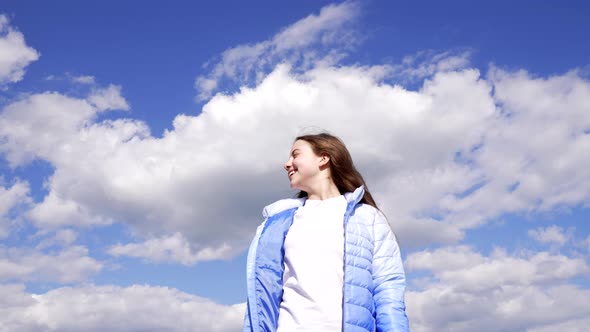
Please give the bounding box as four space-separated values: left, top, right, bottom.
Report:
284 160 291 170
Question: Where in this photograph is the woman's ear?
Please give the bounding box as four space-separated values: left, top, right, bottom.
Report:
319 154 330 167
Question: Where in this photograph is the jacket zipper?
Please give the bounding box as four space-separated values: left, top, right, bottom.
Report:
341 202 355 332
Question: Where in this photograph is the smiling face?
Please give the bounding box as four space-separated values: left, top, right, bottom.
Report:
284 140 326 191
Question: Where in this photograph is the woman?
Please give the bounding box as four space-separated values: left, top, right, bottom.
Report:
243 133 409 332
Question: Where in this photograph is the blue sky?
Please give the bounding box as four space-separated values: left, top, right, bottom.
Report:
1 1 589 331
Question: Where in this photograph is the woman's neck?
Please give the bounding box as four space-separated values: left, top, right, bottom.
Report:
306 180 341 200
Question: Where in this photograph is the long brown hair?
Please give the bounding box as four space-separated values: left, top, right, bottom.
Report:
295 133 379 209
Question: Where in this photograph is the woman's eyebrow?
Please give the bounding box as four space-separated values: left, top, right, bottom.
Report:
291 149 300 156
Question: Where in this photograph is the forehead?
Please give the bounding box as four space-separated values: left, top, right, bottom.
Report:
291 140 313 152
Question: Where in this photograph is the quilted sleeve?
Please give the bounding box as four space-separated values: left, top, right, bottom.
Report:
372 210 409 332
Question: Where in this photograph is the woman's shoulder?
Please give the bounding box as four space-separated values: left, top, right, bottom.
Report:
352 203 388 225
353 203 380 215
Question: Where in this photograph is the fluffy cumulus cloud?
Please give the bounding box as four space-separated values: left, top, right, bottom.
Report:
35 229 77 250
87 84 130 111
0 180 31 238
528 225 570 247
0 86 132 168
0 245 102 283
0 15 39 85
527 318 590 332
0 284 244 332
108 232 233 265
2 59 590 264
405 246 589 291
194 0 360 100
405 245 590 331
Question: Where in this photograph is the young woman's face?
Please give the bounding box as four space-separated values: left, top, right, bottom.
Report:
284 140 324 190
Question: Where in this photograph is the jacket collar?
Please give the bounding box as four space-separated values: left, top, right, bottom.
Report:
262 186 365 218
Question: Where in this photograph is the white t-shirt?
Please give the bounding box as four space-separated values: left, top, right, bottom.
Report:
276 195 347 332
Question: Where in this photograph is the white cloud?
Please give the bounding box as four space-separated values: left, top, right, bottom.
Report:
407 284 590 332
42 73 96 84
108 232 234 265
87 84 130 111
27 192 112 228
271 1 359 51
0 180 31 238
0 246 102 283
0 92 99 167
405 245 590 331
0 284 244 332
1 1 589 261
195 1 360 100
527 317 590 332
71 75 95 85
0 88 133 168
35 229 78 250
0 15 39 85
528 225 569 247
0 284 41 332
390 50 472 83
406 246 589 292
1 59 589 263
421 68 590 231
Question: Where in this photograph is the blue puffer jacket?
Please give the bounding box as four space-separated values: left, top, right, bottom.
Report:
243 186 409 332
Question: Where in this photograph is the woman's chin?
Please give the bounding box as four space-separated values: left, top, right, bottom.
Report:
289 181 302 190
